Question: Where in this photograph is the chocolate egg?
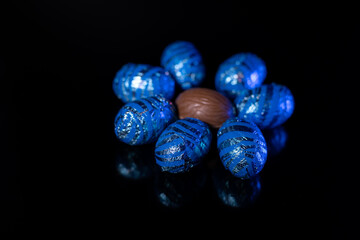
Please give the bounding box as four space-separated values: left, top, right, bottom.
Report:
114 95 177 145
155 118 212 173
234 83 294 129
217 118 267 179
175 88 235 128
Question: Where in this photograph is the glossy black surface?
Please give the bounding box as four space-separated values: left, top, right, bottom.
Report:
4 2 358 237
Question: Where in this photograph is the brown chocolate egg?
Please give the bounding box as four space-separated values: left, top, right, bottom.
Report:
175 88 235 128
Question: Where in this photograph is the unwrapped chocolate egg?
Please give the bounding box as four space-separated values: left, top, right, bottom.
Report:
175 88 235 128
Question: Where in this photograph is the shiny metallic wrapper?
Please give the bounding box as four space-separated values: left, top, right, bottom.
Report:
234 83 295 129
113 63 175 103
155 118 212 173
215 53 267 99
217 118 267 179
161 41 205 90
114 95 177 145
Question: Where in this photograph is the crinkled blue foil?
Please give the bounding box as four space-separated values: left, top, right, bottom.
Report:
215 53 267 99
114 95 177 145
113 63 175 103
217 117 267 179
155 118 212 173
161 41 205 90
234 83 295 129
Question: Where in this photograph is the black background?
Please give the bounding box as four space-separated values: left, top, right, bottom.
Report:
2 2 359 238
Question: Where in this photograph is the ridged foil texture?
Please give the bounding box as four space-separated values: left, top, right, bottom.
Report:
114 95 177 145
113 63 175 103
215 53 267 99
155 118 212 173
217 118 267 179
234 83 295 129
175 88 235 128
161 41 205 90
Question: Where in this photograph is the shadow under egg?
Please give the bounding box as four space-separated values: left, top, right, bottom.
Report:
263 126 288 158
153 165 207 208
212 165 262 208
114 143 155 180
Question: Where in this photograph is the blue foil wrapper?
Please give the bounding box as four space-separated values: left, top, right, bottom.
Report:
215 53 267 99
234 83 295 129
113 63 175 103
155 118 212 173
114 95 177 145
217 118 267 179
161 41 205 90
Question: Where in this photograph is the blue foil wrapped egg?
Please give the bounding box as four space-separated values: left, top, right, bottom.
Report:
161 41 205 90
113 63 175 103
114 95 177 145
234 83 295 129
217 118 267 179
215 53 267 99
155 118 212 173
